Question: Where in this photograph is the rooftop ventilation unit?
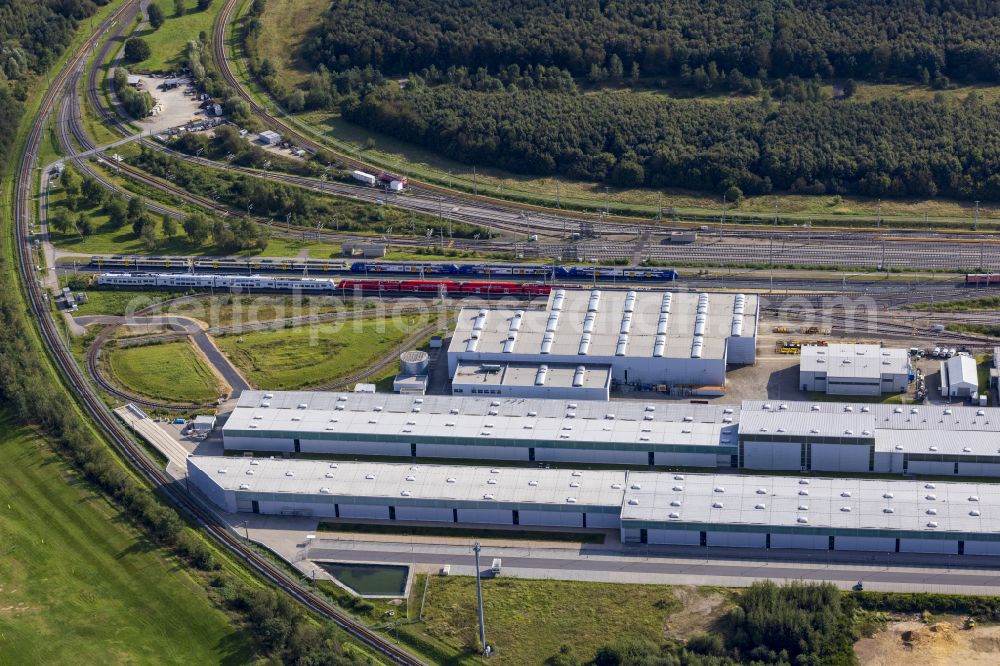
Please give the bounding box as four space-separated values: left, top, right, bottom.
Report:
540 331 555 354
472 310 487 331
551 289 566 311
620 312 633 334
690 337 704 359
653 334 666 357
616 334 629 356
535 365 549 386
587 290 601 313
578 333 591 355
660 293 672 314
623 290 637 313
572 366 586 387
545 312 560 332
656 313 670 336
509 311 524 332
583 312 597 334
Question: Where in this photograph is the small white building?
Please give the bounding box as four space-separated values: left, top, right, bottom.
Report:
942 355 979 398
258 130 281 145
799 344 910 396
190 415 216 436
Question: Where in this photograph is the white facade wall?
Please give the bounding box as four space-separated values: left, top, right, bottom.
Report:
416 443 529 461
742 441 801 470
191 464 234 510
899 538 958 554
456 508 513 524
225 435 294 452
964 541 1000 556
827 379 881 396
957 463 1000 477
647 529 701 545
810 444 870 472
338 504 391 520
727 335 756 365
833 536 896 552
300 438 411 457
907 460 957 476
518 510 583 527
535 447 648 465
770 533 829 550
873 452 904 474
394 506 454 522
586 512 621 528
654 451 721 467
706 531 767 548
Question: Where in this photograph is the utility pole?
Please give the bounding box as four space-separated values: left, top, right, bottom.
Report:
876 199 881 228
975 200 980 231
773 198 778 226
556 182 561 209
656 192 662 221
473 543 488 656
473 167 478 196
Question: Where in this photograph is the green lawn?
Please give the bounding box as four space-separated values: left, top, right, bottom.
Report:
70 287 176 316
134 0 226 73
215 314 432 389
414 577 679 664
0 412 250 663
107 339 223 403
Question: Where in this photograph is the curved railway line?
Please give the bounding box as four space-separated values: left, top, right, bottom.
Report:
14 3 428 663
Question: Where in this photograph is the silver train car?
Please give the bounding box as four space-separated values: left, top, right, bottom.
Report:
95 273 338 291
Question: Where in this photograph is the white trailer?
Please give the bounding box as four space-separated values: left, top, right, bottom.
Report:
352 170 377 186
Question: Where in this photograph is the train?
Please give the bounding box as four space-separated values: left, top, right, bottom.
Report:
88 256 679 281
336 279 550 296
966 273 1000 285
94 273 550 296
349 261 680 281
96 273 337 291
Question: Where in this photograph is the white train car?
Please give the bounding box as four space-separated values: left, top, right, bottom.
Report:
96 273 337 292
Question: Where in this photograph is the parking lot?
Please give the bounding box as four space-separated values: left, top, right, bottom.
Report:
131 75 215 134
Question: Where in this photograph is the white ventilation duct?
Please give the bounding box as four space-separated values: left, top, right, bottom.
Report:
616 333 629 356
587 289 601 313
623 290 637 313
551 289 566 311
534 365 548 386
653 334 666 357
572 365 586 387
578 333 591 355
540 331 554 354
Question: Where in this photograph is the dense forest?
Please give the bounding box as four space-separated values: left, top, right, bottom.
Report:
304 0 1000 84
345 86 1000 200
0 0 110 172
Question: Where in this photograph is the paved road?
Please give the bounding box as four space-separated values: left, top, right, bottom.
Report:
307 541 1000 594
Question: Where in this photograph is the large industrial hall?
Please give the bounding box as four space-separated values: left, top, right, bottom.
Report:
447 288 759 392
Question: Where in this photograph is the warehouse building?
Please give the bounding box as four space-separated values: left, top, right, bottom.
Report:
620 472 1000 554
189 456 626 528
941 355 979 398
799 344 910 396
447 288 758 393
189 456 1000 556
738 400 1000 476
451 361 612 401
223 390 738 467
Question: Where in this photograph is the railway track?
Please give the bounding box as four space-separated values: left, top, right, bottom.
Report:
15 3 427 663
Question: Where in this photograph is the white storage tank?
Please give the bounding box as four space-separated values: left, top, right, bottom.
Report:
400 350 430 375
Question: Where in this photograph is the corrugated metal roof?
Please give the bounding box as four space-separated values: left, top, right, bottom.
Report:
622 472 1000 535
191 456 626 507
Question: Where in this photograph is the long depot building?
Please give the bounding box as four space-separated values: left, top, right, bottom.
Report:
190 457 1000 556
223 391 1000 478
447 288 759 393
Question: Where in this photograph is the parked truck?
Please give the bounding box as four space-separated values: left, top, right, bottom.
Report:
352 170 377 186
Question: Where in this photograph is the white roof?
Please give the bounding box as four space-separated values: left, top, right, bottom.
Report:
225 391 738 451
622 472 1000 536
448 289 757 362
801 344 909 379
741 400 1000 434
190 456 626 508
875 429 1000 456
452 361 611 390
946 355 979 389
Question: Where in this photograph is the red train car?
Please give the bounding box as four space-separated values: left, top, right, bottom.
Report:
336 279 550 296
966 274 1000 285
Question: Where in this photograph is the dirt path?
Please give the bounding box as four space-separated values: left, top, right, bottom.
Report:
856 617 1000 665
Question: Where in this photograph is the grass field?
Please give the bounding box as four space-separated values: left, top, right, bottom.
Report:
0 412 250 663
134 0 226 73
107 339 223 403
415 576 679 664
215 313 432 389
908 296 1000 311
69 287 177 316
